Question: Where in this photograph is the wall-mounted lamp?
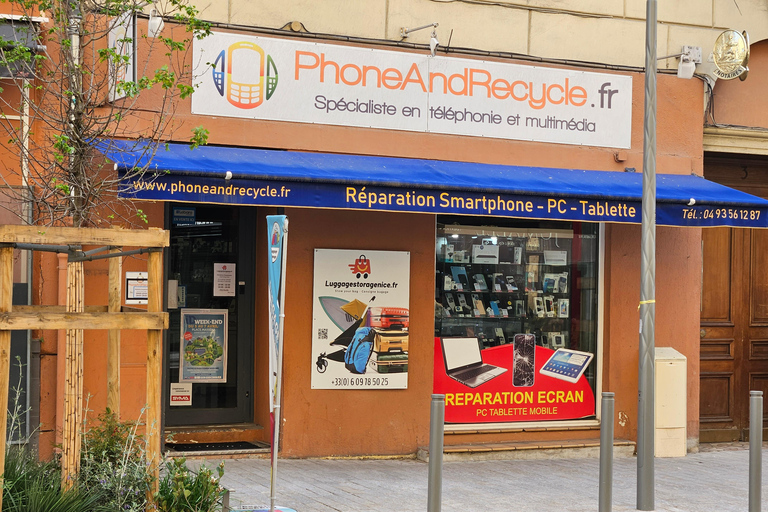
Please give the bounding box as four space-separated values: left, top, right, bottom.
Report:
400 22 439 57
658 45 702 79
148 9 164 38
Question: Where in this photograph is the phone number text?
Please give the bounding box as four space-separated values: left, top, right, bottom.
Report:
331 377 390 387
682 208 761 221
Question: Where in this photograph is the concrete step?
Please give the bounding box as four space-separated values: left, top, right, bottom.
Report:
417 438 635 462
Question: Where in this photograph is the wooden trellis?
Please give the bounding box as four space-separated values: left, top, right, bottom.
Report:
0 225 169 507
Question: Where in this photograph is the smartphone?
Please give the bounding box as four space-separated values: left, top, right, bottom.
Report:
513 334 536 387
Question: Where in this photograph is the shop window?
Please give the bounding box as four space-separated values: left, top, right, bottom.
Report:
434 218 599 424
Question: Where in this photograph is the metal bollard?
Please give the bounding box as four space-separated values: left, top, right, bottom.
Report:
222 488 230 512
750 390 763 512
599 392 615 512
427 394 445 512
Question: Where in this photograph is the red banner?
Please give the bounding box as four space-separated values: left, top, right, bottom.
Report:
433 337 595 423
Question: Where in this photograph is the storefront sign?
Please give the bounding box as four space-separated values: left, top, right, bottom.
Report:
433 337 596 423
169 383 192 406
712 30 750 81
192 33 632 149
180 309 228 382
311 249 410 389
213 263 236 297
172 206 196 225
123 172 768 229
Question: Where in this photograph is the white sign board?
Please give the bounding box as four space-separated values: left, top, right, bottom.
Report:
213 263 236 297
170 383 192 406
311 249 410 390
125 271 147 305
193 33 632 148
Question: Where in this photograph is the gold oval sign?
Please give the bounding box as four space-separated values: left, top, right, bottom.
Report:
713 30 750 80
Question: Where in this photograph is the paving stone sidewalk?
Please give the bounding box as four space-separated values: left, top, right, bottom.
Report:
192 444 768 512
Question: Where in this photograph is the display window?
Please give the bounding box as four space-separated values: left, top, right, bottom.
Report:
434 217 600 425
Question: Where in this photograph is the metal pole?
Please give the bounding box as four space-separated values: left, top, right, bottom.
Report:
427 394 445 512
750 390 763 512
638 0 657 509
599 392 615 512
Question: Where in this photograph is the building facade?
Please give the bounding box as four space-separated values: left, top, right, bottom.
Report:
5 1 768 458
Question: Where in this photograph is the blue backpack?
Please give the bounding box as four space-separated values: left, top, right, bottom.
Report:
345 327 375 374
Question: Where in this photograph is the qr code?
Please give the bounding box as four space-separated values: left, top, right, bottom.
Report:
318 328 328 340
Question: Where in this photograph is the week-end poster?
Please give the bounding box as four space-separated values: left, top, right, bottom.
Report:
180 309 228 383
311 249 410 389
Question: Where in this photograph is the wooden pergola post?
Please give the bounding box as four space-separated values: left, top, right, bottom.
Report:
146 249 163 492
0 225 169 500
0 246 14 511
62 259 85 487
107 248 122 415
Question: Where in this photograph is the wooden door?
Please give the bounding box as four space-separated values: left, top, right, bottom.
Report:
700 227 768 442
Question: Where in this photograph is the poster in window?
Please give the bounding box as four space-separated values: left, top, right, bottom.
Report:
213 262 236 297
180 309 228 383
433 336 595 423
311 249 410 390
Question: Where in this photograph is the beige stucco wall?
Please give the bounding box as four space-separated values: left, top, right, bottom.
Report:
191 0 768 72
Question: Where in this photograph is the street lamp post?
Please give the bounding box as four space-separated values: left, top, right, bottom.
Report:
638 0 657 510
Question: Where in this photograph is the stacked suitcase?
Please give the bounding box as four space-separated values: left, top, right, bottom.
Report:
367 307 409 374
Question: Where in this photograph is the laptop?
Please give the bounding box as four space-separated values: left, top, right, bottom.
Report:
441 337 507 388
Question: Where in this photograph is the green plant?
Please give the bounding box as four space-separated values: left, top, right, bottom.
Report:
78 407 152 512
155 457 226 512
2 366 118 512
3 446 110 512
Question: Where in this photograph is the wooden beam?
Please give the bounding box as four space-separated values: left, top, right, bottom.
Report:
146 249 163 498
0 246 14 510
704 125 768 156
0 225 169 247
107 248 121 416
14 305 147 313
0 312 168 331
62 261 84 488
13 305 109 313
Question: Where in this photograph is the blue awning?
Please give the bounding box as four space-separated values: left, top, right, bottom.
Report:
97 139 768 228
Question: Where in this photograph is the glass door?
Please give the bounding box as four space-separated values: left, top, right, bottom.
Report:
164 204 255 426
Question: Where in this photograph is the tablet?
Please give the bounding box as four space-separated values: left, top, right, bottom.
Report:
539 348 594 383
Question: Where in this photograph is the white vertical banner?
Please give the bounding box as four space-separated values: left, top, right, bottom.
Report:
311 249 410 390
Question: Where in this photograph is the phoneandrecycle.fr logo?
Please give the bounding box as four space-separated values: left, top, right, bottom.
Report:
212 41 278 109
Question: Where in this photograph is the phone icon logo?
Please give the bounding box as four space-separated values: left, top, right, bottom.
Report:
212 41 278 109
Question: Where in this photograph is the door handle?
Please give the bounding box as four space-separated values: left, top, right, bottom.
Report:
700 328 706 338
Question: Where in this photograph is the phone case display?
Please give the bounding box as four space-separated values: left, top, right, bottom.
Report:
437 225 575 351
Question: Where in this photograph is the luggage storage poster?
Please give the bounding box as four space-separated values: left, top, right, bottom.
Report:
311 249 410 389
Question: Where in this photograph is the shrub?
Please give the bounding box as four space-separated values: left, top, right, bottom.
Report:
155 457 226 512
78 408 152 512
